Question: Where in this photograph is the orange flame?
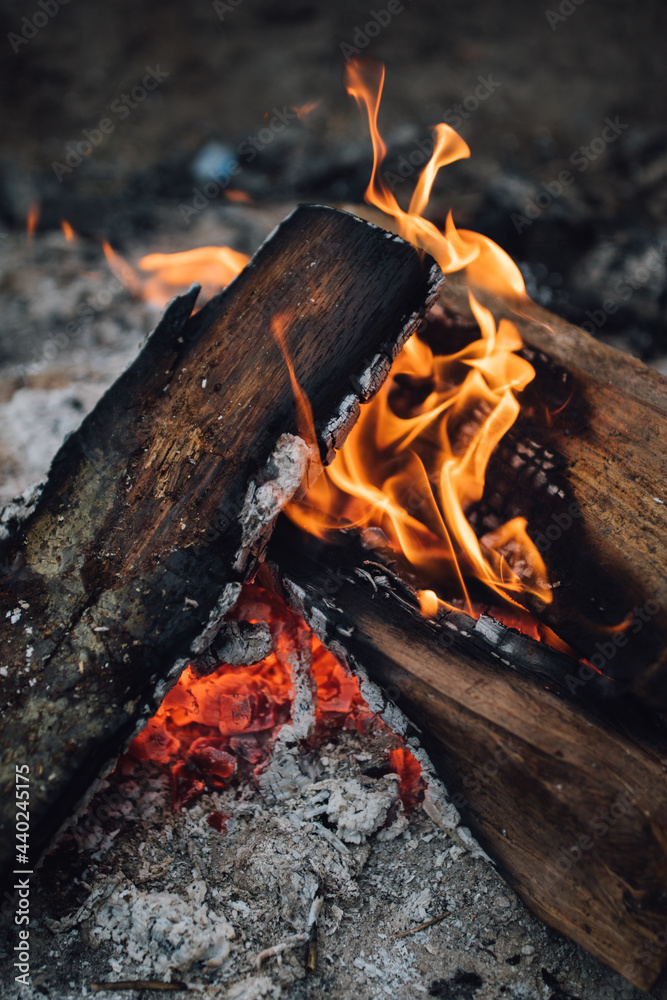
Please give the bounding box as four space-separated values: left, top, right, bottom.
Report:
225 189 254 204
26 201 40 244
60 219 76 242
271 314 319 458
291 100 321 121
102 240 143 297
138 246 249 305
102 243 249 307
286 58 550 616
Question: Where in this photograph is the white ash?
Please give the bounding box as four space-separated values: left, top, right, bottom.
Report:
1 726 654 1000
0 378 132 504
194 621 273 670
256 725 314 804
90 880 235 979
190 581 243 656
235 433 314 572
279 590 486 859
271 619 316 742
252 607 317 803
321 775 406 844
0 480 43 540
226 975 281 999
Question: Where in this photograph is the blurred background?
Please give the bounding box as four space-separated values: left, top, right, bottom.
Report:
1 0 666 499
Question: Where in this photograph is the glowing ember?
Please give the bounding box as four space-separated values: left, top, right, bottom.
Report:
124 587 416 812
388 747 425 813
310 636 376 733
127 654 292 809
286 58 551 618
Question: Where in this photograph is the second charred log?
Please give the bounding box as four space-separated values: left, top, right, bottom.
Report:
269 516 667 992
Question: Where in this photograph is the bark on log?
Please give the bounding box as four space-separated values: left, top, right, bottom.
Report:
427 274 667 709
0 205 442 886
269 517 667 991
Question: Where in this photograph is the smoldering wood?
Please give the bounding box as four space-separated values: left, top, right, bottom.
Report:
0 205 443 887
269 517 667 991
428 274 667 709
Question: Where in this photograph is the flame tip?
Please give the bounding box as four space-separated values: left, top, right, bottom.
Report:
287 59 550 624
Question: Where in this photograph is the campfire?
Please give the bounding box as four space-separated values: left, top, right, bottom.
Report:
1 57 667 997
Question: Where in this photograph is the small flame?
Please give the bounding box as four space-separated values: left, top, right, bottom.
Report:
271 314 320 460
60 219 76 242
138 246 249 305
102 243 249 307
225 189 254 204
291 100 321 121
102 240 143 297
287 58 550 617
26 201 40 244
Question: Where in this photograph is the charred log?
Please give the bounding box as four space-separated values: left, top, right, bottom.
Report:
269 517 667 991
0 205 442 886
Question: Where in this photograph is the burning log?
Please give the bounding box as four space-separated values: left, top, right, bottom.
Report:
288 204 667 711
437 273 667 710
0 205 442 887
319 55 667 710
269 516 667 991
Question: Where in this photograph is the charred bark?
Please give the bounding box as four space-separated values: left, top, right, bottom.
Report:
0 205 442 885
269 517 667 991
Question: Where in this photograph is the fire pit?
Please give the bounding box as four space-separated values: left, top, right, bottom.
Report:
1 48 667 1000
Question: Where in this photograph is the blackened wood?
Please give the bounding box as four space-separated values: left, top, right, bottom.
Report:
270 518 667 991
0 205 442 886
